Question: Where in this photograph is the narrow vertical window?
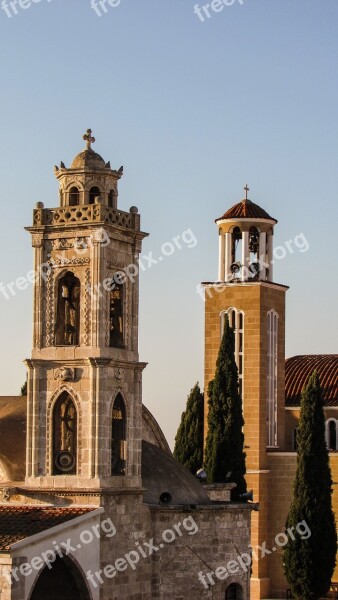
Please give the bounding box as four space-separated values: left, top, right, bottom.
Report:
221 308 244 399
108 190 115 208
328 420 337 451
55 272 80 346
111 394 126 475
109 283 124 348
53 393 77 475
267 309 278 446
292 428 298 451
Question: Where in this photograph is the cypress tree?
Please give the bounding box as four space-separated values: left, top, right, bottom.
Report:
204 315 246 498
173 383 204 475
284 371 337 600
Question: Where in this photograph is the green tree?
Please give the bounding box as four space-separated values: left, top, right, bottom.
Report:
20 381 27 396
173 383 204 475
284 371 337 600
204 315 246 498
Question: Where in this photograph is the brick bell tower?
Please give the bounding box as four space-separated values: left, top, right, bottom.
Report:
24 129 148 491
203 186 288 599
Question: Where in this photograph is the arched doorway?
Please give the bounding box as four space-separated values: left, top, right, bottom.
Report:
30 556 91 600
225 583 243 600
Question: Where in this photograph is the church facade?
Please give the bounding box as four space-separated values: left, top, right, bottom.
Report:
0 132 253 600
203 191 338 599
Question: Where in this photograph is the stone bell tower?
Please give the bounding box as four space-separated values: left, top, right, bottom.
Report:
203 186 288 599
24 129 148 491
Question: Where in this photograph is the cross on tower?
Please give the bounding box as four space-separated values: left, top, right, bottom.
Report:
83 128 95 149
244 184 249 200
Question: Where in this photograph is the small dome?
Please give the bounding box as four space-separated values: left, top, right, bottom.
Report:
217 199 277 223
71 148 106 170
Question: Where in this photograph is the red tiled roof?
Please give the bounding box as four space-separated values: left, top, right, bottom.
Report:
216 199 277 222
0 505 95 551
285 355 338 407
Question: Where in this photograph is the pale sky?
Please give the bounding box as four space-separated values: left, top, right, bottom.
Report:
0 0 337 448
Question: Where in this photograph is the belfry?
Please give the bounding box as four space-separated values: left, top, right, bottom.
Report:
203 187 288 599
25 129 148 488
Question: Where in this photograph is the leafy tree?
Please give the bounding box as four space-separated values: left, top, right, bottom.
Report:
284 371 337 600
20 381 27 396
173 383 204 474
204 315 246 498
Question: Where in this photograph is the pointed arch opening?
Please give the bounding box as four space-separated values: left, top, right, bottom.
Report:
29 556 91 600
52 392 77 475
55 272 80 346
111 393 127 475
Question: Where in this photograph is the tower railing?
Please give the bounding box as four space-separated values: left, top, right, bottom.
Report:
32 204 140 231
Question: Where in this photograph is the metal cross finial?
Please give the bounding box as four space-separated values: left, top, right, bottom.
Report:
83 128 95 149
244 184 249 200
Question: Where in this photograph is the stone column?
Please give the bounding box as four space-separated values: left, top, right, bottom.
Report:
267 233 274 281
225 232 232 281
242 231 249 281
218 231 225 281
259 231 267 280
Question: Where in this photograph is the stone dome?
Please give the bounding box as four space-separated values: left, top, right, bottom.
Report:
71 147 106 170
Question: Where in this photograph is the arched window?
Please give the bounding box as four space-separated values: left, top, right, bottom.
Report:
328 420 337 451
109 282 124 348
53 393 77 475
221 308 244 399
55 272 80 346
89 186 100 205
225 583 243 600
111 394 126 475
69 186 80 206
108 190 115 208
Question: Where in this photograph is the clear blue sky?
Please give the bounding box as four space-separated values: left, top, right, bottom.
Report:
0 0 337 448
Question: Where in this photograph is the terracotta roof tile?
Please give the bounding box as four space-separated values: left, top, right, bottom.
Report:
0 505 95 551
216 199 277 222
285 355 338 407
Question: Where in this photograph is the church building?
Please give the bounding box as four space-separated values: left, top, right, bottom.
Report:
202 188 338 598
0 132 253 600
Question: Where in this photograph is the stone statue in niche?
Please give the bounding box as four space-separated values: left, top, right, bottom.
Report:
109 284 124 348
55 272 80 346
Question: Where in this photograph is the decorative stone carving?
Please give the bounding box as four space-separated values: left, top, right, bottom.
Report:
54 367 75 382
106 260 125 270
114 368 125 381
52 238 73 250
